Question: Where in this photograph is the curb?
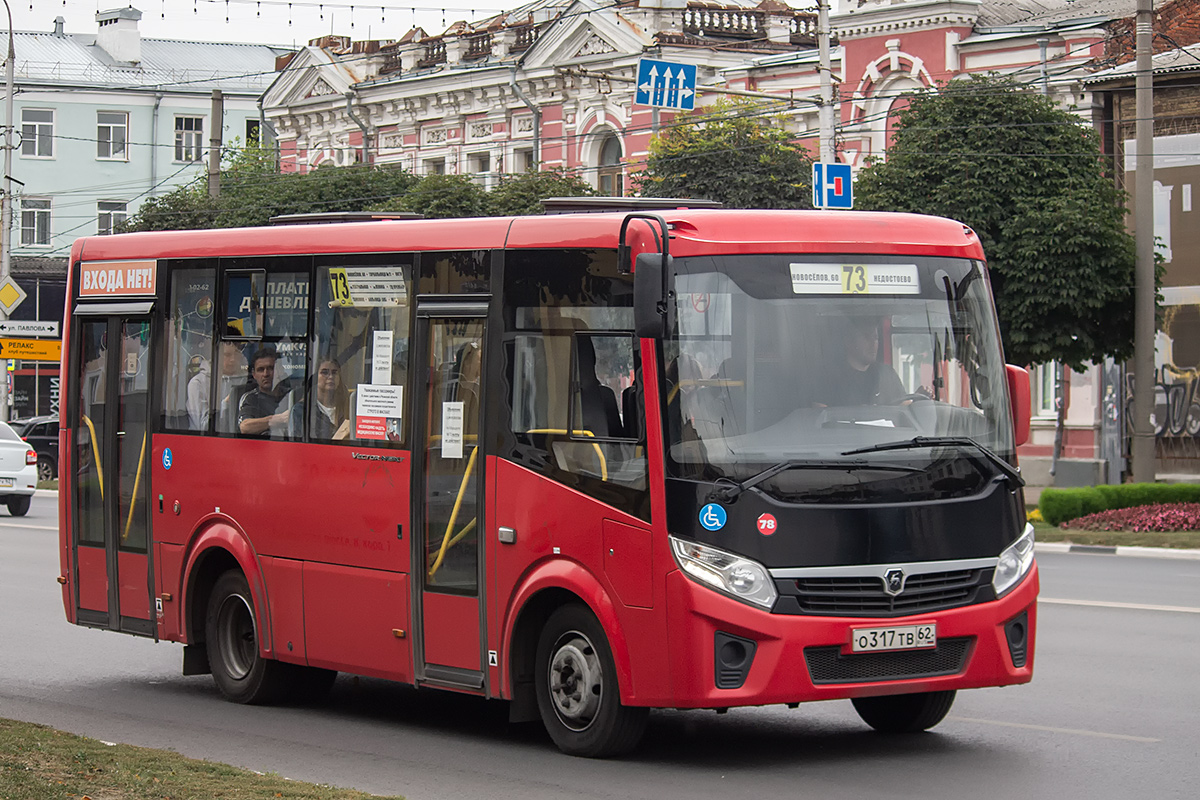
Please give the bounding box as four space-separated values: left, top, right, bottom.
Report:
1035 541 1200 560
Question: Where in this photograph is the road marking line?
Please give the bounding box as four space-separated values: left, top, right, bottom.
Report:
0 522 56 531
952 717 1160 742
1040 597 1200 614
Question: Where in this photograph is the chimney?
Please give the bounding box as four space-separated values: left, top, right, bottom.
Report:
96 6 142 64
53 16 66 36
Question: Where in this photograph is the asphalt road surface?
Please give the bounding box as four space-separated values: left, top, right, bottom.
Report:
2 493 1197 800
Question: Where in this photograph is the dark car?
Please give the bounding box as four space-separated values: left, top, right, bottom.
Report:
11 415 59 482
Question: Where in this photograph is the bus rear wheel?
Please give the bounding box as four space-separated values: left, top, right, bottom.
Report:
851 690 956 733
534 604 648 757
205 570 290 705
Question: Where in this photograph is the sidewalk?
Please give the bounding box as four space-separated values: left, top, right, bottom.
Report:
1035 541 1200 560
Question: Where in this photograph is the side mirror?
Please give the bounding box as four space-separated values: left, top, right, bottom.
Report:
1006 364 1031 447
634 252 670 339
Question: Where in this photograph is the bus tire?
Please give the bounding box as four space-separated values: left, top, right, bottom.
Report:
205 570 289 705
7 496 31 516
534 604 648 757
851 690 956 733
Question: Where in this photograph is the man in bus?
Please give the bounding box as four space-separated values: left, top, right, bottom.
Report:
816 314 908 407
238 347 294 436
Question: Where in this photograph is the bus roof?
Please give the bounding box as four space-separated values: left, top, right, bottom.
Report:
71 209 984 263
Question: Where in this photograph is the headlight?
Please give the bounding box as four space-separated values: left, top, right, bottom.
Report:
992 523 1035 597
670 535 778 609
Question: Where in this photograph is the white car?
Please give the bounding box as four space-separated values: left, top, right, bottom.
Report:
0 420 38 516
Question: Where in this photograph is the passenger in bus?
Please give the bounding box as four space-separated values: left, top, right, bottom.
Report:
306 357 350 439
815 315 907 407
190 330 251 431
238 347 295 436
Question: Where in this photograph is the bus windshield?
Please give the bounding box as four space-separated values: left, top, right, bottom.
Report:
663 254 1015 502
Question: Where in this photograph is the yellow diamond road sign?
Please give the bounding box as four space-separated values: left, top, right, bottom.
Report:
0 277 26 315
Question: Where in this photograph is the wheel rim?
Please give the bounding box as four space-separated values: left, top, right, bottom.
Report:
547 630 603 732
215 593 257 681
37 460 52 482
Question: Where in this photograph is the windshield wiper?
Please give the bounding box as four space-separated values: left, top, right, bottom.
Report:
708 459 922 503
841 436 1024 487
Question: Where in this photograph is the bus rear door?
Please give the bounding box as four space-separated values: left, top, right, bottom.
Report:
69 310 155 636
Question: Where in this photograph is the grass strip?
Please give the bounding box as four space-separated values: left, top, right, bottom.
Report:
1030 519 1200 549
0 718 402 800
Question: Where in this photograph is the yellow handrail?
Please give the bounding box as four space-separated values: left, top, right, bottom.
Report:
427 445 478 579
81 414 104 500
122 431 147 541
524 428 608 481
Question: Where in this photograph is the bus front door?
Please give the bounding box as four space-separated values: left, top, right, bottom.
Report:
413 306 487 691
70 315 154 636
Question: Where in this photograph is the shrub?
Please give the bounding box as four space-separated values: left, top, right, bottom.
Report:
1038 483 1200 526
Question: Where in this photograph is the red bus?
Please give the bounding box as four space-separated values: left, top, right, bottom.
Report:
58 204 1036 757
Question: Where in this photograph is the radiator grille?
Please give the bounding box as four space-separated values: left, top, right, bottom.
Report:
782 569 991 617
804 637 972 684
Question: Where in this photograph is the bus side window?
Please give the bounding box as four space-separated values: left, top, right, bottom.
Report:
161 265 216 432
311 260 412 444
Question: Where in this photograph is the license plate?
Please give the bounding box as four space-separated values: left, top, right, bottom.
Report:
0 478 13 488
850 623 937 653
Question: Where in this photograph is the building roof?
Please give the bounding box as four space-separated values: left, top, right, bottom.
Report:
975 0 1135 27
1085 40 1200 83
13 27 291 94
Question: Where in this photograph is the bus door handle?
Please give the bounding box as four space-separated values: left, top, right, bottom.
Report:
498 526 516 545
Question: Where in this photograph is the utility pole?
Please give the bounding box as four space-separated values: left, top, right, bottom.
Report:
208 90 223 198
816 0 835 164
1131 0 1157 483
0 0 15 422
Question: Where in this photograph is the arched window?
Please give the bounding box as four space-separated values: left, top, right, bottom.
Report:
597 134 623 197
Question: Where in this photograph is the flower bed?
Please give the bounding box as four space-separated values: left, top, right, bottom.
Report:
1063 503 1200 532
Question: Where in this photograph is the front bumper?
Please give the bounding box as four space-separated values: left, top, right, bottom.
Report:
662 560 1038 707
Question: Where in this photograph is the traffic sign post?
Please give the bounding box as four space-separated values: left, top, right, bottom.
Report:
812 162 853 209
635 58 697 111
0 337 62 362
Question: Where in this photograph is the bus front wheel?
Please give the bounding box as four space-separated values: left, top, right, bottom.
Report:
205 570 290 705
851 690 956 733
534 604 648 757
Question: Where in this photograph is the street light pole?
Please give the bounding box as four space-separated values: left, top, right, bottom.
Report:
0 0 15 422
1131 0 1156 483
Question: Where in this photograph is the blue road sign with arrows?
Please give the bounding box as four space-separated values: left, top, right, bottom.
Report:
635 58 697 111
812 162 853 209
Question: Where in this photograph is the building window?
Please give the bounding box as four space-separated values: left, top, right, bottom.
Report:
20 198 52 246
98 201 128 235
20 109 54 158
513 148 535 173
246 119 262 145
468 152 492 188
597 134 623 197
97 111 129 160
175 116 204 162
1034 362 1060 417
424 158 445 175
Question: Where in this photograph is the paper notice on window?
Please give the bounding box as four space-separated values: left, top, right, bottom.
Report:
372 330 393 385
442 401 464 459
328 266 408 308
355 384 403 440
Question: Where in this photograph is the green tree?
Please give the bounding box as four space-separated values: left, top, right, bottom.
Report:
635 96 814 209
368 173 487 219
855 74 1137 369
121 139 418 231
486 167 597 216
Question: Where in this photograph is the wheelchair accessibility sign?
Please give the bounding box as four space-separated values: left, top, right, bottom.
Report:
699 503 727 531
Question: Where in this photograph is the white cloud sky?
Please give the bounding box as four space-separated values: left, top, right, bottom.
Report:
10 0 509 49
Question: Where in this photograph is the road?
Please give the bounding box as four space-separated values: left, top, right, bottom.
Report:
2 493 1197 800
